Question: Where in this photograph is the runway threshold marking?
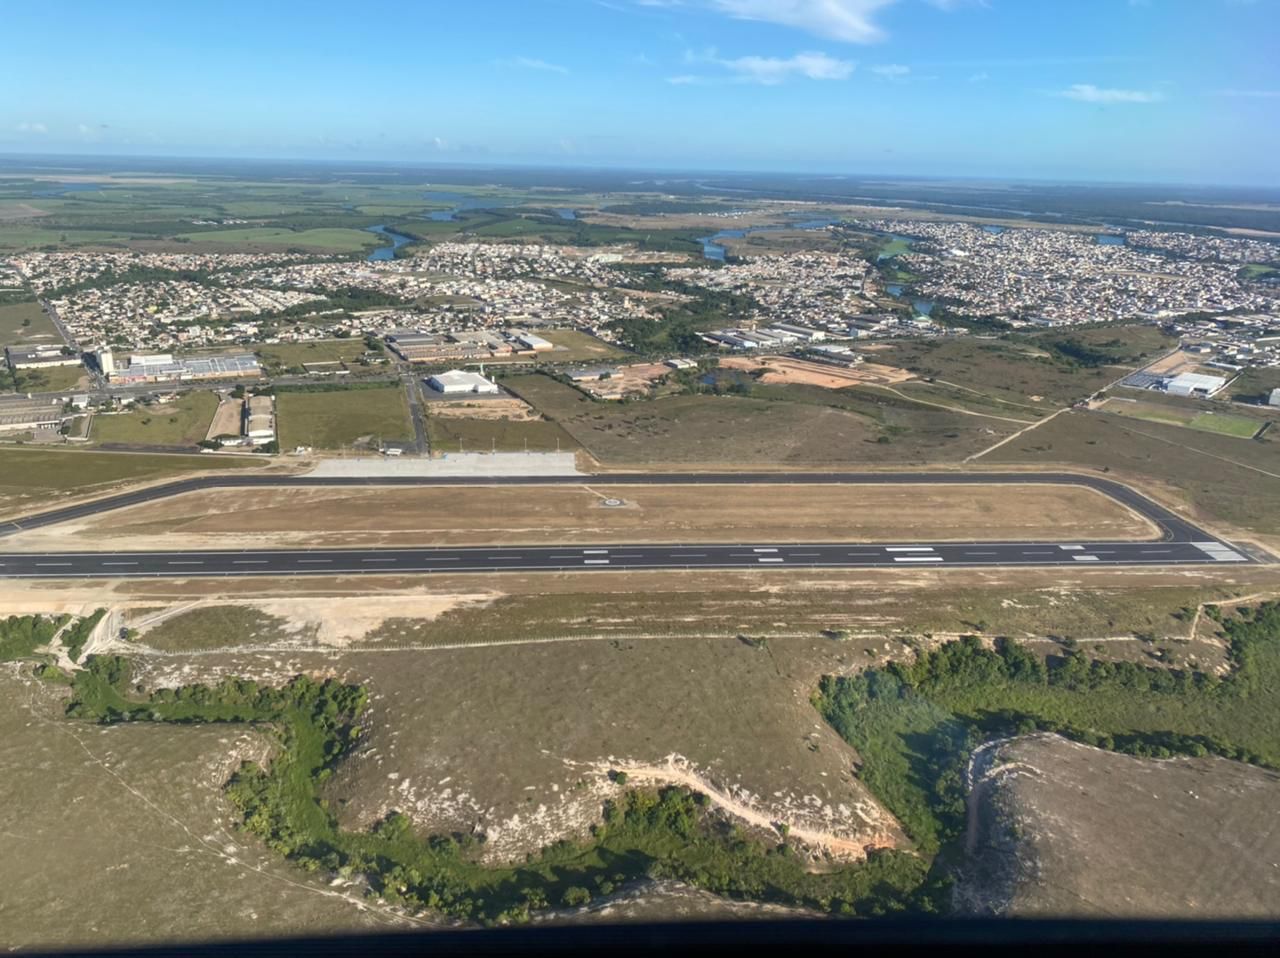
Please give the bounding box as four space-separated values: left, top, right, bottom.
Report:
894 556 944 563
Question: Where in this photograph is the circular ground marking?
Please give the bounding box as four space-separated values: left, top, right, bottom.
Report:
601 498 625 508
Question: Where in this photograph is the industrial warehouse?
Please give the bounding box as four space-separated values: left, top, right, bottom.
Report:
426 369 500 395
99 349 262 385
4 344 81 371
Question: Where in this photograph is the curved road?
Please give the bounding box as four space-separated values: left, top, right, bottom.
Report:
0 471 1254 579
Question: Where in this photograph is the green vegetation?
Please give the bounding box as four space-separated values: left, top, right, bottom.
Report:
506 372 1017 466
1102 398 1263 439
12 363 85 393
0 447 260 517
62 609 107 663
1033 324 1177 367
876 337 1120 409
0 615 61 662
1226 366 1280 404
817 601 1280 860
878 236 913 258
1241 264 1278 281
277 385 412 449
64 655 932 922
255 339 378 375
92 392 220 447
0 610 104 663
0 300 58 344
173 227 380 252
609 269 754 354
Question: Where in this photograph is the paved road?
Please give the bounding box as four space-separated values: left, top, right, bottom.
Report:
0 471 1255 578
0 538 1249 579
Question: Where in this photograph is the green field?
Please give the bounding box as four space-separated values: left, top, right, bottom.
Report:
256 339 376 374
91 391 219 447
1103 398 1263 439
0 447 261 518
12 363 86 393
277 386 413 449
877 236 912 258
0 300 58 345
0 225 140 250
1242 263 1279 280
174 227 380 252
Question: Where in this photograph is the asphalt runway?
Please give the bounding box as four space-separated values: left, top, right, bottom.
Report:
0 471 1255 579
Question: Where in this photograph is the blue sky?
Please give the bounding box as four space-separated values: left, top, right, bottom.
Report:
2 0 1277 184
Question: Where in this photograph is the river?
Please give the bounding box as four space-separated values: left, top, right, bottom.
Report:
365 225 414 261
698 216 840 261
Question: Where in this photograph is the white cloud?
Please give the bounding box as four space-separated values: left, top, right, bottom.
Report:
502 56 569 74
710 0 898 44
968 71 989 82
1057 83 1163 103
16 121 48 134
871 63 910 77
682 48 856 84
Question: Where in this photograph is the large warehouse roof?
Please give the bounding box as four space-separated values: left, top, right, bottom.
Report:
426 369 500 394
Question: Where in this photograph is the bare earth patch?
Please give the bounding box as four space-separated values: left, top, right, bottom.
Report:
956 733 1280 917
721 355 915 389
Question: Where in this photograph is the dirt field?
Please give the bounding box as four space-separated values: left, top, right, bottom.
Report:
427 396 541 421
4 482 1158 552
205 396 244 441
576 362 670 399
956 733 1280 917
721 355 914 389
